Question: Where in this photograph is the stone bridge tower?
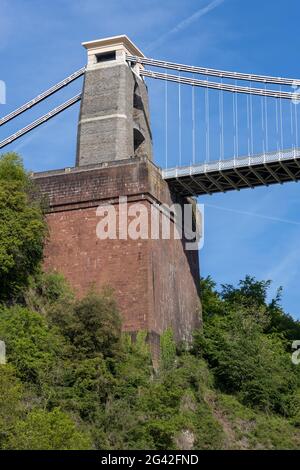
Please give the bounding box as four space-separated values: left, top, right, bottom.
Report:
76 36 152 165
34 36 201 356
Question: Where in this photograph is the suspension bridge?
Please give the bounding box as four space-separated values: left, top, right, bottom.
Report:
3 34 299 347
1 35 300 197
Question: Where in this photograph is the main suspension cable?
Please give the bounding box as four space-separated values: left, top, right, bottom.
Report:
0 67 85 127
141 70 299 101
128 55 299 86
0 94 81 149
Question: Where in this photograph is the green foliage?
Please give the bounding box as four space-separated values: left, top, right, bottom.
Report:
0 153 46 302
0 283 124 449
220 275 272 309
1 273 300 449
200 276 225 320
57 356 113 421
0 305 64 386
6 408 91 450
196 276 300 416
98 353 223 450
216 393 300 450
160 328 176 370
0 365 23 447
216 275 300 341
0 152 300 449
69 290 122 359
25 271 74 314
47 288 122 359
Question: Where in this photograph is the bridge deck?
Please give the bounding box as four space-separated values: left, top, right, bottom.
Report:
162 148 300 196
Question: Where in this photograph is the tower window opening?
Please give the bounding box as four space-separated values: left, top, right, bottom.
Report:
96 51 116 63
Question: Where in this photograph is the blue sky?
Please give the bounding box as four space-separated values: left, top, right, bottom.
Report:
1 0 300 318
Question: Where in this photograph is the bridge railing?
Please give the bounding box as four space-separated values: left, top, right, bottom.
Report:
163 147 300 178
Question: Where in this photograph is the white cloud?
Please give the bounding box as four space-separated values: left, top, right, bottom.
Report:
146 0 226 52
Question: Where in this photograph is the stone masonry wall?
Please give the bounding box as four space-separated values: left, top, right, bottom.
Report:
34 157 201 351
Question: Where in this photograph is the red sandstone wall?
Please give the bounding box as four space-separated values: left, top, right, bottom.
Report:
44 202 152 332
35 157 201 345
149 236 200 344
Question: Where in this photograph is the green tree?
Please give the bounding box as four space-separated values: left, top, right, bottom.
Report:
48 289 122 359
0 305 65 388
220 275 272 308
195 276 300 416
0 153 46 302
200 276 225 320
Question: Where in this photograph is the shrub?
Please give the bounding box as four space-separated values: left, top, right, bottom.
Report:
6 408 91 450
